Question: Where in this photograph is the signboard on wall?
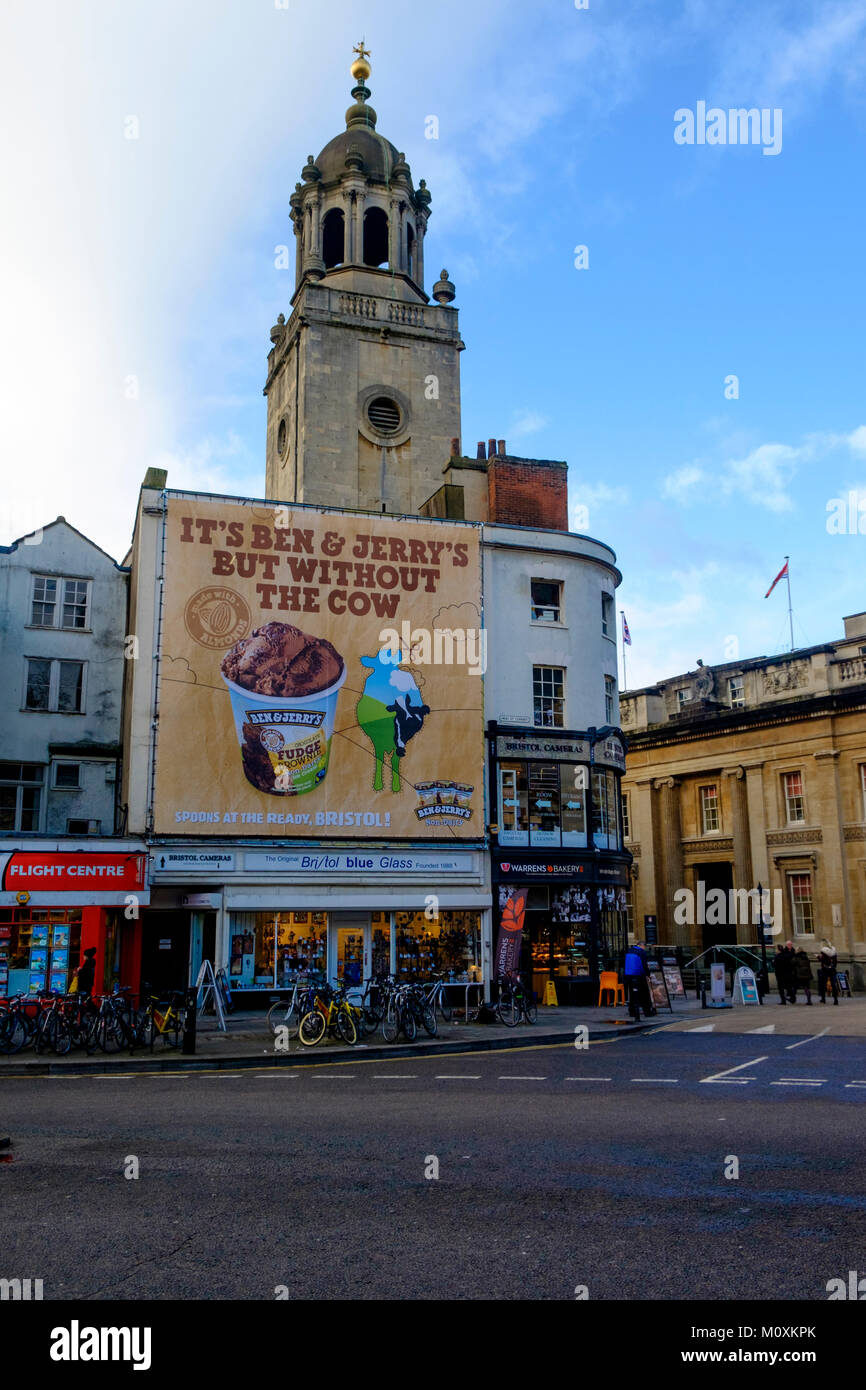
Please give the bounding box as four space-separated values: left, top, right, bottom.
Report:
0 852 147 906
152 495 484 839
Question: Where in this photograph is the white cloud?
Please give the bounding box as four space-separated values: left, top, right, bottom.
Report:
509 410 550 439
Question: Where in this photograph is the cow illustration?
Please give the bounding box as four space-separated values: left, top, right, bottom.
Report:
356 647 431 792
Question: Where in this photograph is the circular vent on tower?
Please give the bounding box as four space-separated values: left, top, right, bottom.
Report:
366 396 401 436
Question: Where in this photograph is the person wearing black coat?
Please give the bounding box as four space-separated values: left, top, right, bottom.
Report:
793 948 813 1005
773 941 796 1004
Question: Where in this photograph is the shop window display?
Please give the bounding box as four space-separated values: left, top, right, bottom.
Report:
0 907 81 997
395 910 481 981
229 912 327 989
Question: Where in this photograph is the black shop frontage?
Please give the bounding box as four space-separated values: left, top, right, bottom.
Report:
488 724 632 1005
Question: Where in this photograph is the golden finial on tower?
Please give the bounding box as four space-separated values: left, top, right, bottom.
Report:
351 40 371 84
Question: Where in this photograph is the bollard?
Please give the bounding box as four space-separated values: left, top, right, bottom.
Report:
700 978 707 1009
181 987 198 1054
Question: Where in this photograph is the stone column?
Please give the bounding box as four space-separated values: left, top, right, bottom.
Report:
815 749 859 984
416 218 427 290
655 777 684 944
388 198 400 272
632 779 657 933
293 216 304 284
724 766 753 943
303 194 324 278
744 763 769 889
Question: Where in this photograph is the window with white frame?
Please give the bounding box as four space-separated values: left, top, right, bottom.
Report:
700 783 720 833
677 688 693 710
788 872 815 935
24 659 85 713
621 791 630 840
67 818 100 836
0 763 44 832
783 770 805 823
30 576 91 630
533 666 565 727
728 676 745 708
530 580 562 624
601 592 614 637
53 762 81 789
605 675 617 725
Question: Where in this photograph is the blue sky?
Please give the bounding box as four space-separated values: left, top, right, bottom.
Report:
1 0 865 687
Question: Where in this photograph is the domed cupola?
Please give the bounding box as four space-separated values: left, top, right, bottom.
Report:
289 43 431 294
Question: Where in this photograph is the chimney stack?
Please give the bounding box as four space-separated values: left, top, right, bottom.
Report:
498 439 506 457
477 442 486 460
488 438 496 459
450 437 460 458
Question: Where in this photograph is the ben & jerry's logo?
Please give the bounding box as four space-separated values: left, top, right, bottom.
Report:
184 587 251 649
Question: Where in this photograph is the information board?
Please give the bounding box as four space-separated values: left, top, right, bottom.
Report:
661 955 685 999
646 959 673 1013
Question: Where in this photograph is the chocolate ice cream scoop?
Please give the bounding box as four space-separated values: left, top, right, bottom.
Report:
221 622 344 697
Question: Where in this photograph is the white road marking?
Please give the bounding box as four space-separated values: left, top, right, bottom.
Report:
436 1075 481 1080
374 1074 417 1079
631 1077 679 1083
700 1055 769 1085
685 1024 716 1032
255 1073 297 1079
845 1082 866 1088
747 1025 776 1034
771 1079 825 1087
565 1077 612 1082
785 1028 831 1050
498 1076 547 1081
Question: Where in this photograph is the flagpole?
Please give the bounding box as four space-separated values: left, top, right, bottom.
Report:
620 611 628 692
784 554 794 651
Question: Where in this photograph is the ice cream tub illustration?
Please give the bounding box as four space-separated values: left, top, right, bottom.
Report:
220 622 346 796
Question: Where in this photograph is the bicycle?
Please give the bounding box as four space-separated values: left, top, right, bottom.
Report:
298 982 358 1047
266 972 322 1039
496 972 537 1027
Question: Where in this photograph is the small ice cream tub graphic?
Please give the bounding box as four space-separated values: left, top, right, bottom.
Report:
220 623 346 797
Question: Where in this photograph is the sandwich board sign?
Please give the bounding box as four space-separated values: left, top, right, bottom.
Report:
707 960 731 1009
733 965 760 1005
646 959 673 1013
661 955 685 999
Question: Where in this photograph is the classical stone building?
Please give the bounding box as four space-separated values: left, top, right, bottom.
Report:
620 613 866 984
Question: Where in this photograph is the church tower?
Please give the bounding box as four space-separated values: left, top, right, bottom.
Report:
264 45 464 515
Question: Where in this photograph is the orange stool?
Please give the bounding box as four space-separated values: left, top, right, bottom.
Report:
598 971 625 1006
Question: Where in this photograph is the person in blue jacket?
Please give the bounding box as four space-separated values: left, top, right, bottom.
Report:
623 942 655 1021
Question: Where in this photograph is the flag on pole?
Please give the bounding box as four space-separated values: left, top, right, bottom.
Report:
621 613 632 645
764 561 789 599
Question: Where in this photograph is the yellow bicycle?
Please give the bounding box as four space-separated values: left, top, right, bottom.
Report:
298 984 358 1046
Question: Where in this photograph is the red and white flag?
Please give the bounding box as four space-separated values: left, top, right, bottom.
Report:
764 561 788 599
621 613 632 645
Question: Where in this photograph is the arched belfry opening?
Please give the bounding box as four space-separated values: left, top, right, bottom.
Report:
406 221 415 279
363 206 389 268
322 208 345 269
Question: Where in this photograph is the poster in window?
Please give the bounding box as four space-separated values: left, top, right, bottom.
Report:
551 886 592 923
31 925 49 947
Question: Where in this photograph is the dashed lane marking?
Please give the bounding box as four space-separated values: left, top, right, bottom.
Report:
631 1077 679 1083
498 1075 547 1081
436 1075 481 1080
747 1025 776 1034
685 1024 716 1032
700 1055 769 1085
564 1077 612 1082
770 1078 826 1086
373 1074 417 1079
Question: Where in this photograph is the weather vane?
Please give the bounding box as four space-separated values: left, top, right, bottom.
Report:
353 41 370 63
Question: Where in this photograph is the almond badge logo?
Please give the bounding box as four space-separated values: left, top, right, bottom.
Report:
184 588 251 649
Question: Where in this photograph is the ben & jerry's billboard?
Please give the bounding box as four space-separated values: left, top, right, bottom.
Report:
152 495 484 839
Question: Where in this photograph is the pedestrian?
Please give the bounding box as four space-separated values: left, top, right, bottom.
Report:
793 947 813 1005
818 939 839 1005
623 942 654 1021
773 940 796 1004
72 947 97 999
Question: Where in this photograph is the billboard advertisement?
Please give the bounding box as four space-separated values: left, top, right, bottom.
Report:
152 495 484 839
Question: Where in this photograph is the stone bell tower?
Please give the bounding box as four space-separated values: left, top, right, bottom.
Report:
264 44 464 515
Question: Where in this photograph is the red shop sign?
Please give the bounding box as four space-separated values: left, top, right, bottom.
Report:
1 853 146 893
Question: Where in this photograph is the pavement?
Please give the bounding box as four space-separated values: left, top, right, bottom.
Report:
3 990 864 1073
3 1028 866 1301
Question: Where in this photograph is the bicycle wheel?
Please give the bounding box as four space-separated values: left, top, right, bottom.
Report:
420 1003 438 1038
267 999 298 1037
0 1014 27 1055
160 1012 182 1048
336 1007 357 1046
51 1016 72 1056
523 996 538 1024
98 1014 124 1053
382 1003 399 1043
497 995 519 1027
400 1005 417 1043
299 1010 326 1046
35 1013 57 1054
437 989 452 1022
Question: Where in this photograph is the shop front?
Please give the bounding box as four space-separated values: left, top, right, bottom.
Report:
0 843 149 998
489 724 631 1005
147 845 490 1005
